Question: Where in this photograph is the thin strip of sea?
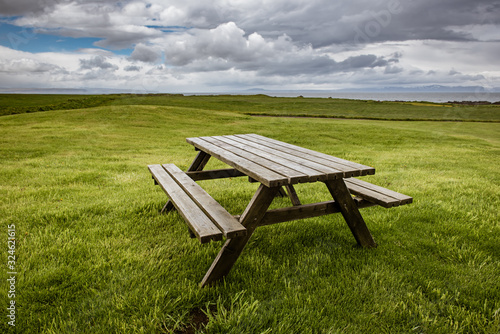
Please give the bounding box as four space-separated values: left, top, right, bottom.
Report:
191 91 500 103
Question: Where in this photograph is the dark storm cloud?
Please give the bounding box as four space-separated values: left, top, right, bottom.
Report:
0 0 63 15
130 43 162 63
1 0 498 91
3 0 499 50
79 55 117 70
220 0 500 47
374 0 500 42
0 0 120 16
255 54 390 76
124 65 141 72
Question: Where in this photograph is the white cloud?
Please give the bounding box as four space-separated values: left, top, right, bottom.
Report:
162 22 277 66
1 0 500 91
12 2 163 49
0 58 65 74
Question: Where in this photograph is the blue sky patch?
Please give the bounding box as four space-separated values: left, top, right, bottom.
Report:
0 23 131 56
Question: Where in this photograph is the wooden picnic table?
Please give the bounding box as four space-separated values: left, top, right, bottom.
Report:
148 134 412 287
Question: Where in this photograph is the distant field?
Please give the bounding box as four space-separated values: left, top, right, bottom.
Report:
0 95 498 333
108 94 500 122
0 94 118 116
0 94 91 108
1 93 499 121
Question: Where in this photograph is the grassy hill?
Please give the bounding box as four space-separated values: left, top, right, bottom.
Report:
2 93 500 122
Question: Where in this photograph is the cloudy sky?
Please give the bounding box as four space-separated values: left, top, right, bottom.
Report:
0 0 499 93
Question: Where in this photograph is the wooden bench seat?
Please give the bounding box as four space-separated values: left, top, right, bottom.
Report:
148 164 247 244
344 178 413 208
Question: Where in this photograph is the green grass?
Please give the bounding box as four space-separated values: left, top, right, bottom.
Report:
0 96 499 333
106 94 500 122
3 93 499 121
0 94 119 116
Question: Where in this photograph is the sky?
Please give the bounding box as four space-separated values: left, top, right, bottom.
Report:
0 0 499 93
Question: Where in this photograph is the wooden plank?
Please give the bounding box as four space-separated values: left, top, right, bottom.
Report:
231 134 346 178
277 187 288 197
186 137 288 187
240 133 369 177
163 164 247 239
241 134 375 176
325 179 377 248
186 168 246 181
260 199 377 226
215 135 328 182
223 135 335 181
161 201 175 213
163 148 212 213
345 178 413 207
203 136 308 184
188 150 211 171
345 180 400 208
285 185 302 206
200 185 280 287
243 133 368 171
148 165 223 243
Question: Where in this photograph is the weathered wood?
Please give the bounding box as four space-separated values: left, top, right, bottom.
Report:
163 164 246 239
148 134 414 286
155 175 175 213
241 134 375 176
189 150 211 172
229 134 345 180
324 179 377 248
240 133 363 177
285 185 302 206
161 200 175 213
148 164 223 243
163 150 212 211
260 198 376 226
203 136 308 184
186 168 246 181
200 185 280 287
232 135 344 182
186 137 288 187
242 134 375 177
277 187 287 197
213 135 328 182
345 178 413 208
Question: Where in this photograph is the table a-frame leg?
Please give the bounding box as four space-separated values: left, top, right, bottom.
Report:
200 184 280 287
276 185 301 206
324 179 377 248
285 185 302 206
188 150 211 172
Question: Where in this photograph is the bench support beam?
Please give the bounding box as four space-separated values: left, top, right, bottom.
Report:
161 200 175 214
186 168 246 181
200 184 280 287
324 179 377 248
260 198 376 226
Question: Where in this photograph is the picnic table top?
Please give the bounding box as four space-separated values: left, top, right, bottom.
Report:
186 134 375 187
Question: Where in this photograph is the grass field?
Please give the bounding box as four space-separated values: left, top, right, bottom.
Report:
2 93 500 121
106 94 500 122
0 94 118 116
0 95 499 333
